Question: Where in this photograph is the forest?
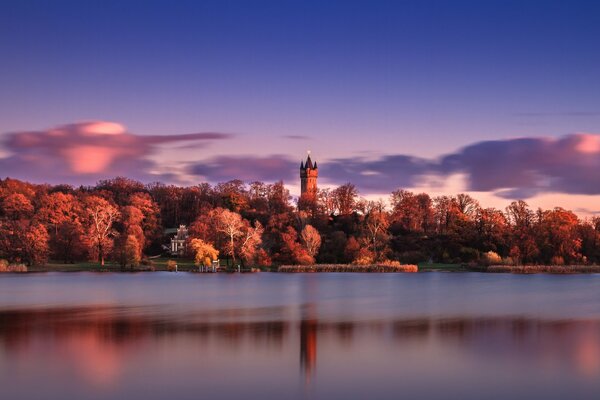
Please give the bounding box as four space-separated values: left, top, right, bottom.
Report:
0 176 598 269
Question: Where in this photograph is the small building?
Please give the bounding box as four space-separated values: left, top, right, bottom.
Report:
170 225 188 255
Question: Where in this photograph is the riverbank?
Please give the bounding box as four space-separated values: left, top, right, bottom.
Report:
483 265 600 274
6 260 600 274
278 264 418 273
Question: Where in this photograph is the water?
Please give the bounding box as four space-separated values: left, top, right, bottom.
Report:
1 272 600 399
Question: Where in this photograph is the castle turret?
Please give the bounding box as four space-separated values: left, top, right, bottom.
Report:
300 152 318 198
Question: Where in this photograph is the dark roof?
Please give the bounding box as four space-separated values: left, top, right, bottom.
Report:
300 160 304 169
305 155 313 169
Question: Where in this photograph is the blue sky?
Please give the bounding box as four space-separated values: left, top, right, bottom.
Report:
1 0 600 211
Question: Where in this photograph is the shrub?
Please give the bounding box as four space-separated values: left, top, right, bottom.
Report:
379 259 401 267
9 264 28 272
353 248 374 265
502 256 515 266
550 256 565 266
482 251 502 266
166 259 177 272
0 262 28 273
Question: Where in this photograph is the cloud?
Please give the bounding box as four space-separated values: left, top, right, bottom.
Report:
282 135 311 140
3 123 600 200
0 121 230 184
440 133 600 198
190 155 298 183
322 133 600 198
322 155 432 192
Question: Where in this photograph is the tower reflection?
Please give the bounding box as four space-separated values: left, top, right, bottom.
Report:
300 306 318 384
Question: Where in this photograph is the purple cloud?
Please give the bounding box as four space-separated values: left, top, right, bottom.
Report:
322 155 432 192
282 135 311 140
190 155 298 183
440 133 600 198
0 121 231 184
315 133 600 198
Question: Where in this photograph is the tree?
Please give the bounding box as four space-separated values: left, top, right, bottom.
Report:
1 193 34 220
240 221 264 265
124 234 142 268
129 192 161 250
189 238 219 267
280 226 313 265
83 196 119 266
537 208 581 264
301 225 322 260
0 220 49 265
213 208 245 263
37 192 85 262
332 183 359 215
363 201 390 261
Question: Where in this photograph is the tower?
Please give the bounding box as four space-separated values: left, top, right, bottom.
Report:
300 152 318 198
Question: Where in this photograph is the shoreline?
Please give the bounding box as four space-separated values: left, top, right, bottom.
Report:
6 262 600 274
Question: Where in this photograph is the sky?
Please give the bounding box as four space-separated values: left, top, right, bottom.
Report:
1 0 600 213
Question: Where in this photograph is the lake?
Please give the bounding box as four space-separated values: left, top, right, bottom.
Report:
1 272 600 399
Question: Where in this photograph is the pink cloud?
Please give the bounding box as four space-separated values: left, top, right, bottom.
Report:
0 121 231 184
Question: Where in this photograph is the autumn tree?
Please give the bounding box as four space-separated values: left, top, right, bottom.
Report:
129 192 161 250
37 192 85 263
280 226 312 265
189 238 219 267
333 183 359 215
536 208 582 264
505 200 538 264
124 234 142 268
0 220 49 265
1 193 34 220
362 201 390 261
213 208 245 263
240 221 264 265
301 225 322 261
83 196 119 266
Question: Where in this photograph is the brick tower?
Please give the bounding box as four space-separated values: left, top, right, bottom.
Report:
300 152 318 198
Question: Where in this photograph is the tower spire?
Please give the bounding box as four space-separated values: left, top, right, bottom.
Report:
300 151 318 198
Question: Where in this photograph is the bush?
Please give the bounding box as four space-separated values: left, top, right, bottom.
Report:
9 264 28 272
379 259 401 267
550 256 565 266
502 256 515 266
166 260 177 272
0 261 28 273
482 251 502 266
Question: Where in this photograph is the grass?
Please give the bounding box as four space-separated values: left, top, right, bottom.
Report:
278 264 418 273
417 262 466 272
35 257 244 272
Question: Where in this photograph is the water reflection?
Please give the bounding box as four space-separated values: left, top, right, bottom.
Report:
2 306 600 394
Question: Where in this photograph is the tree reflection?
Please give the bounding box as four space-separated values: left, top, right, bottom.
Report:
1 307 600 385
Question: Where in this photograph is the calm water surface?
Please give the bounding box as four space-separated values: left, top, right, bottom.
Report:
1 272 600 399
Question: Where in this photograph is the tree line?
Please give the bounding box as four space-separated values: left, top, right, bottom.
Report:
0 176 598 267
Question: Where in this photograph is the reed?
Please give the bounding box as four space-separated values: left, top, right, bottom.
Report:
278 264 418 273
486 265 600 274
